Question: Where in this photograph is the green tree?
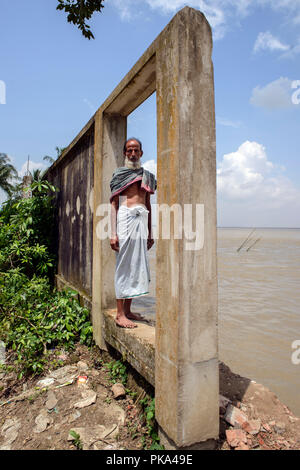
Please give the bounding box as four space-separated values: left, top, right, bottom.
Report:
24 147 66 185
43 147 66 167
30 168 44 182
0 153 20 197
55 146 66 158
56 0 105 39
43 155 56 165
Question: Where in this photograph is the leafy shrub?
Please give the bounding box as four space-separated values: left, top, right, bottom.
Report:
0 180 57 280
0 180 93 377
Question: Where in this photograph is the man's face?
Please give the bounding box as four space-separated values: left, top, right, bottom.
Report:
124 140 143 163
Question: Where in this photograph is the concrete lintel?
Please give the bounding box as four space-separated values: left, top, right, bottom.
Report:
104 54 156 117
44 7 209 176
102 309 155 387
44 47 156 176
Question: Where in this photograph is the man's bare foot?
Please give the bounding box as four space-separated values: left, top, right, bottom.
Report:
116 314 137 328
125 311 148 322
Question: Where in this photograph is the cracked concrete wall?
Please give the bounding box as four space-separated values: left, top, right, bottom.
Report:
46 126 94 299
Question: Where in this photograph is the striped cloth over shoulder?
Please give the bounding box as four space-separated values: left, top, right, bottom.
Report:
110 167 156 203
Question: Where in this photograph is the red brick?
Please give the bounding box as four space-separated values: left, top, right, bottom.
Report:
242 419 261 435
226 429 247 448
261 423 272 433
224 404 248 428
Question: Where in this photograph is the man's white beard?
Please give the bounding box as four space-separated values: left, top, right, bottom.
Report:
124 156 141 170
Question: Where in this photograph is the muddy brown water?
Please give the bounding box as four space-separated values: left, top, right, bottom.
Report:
133 228 300 416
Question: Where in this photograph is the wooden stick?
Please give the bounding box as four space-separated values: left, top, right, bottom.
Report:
237 228 256 252
246 238 261 252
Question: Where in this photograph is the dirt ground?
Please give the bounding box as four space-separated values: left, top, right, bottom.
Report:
0 344 151 450
0 344 299 450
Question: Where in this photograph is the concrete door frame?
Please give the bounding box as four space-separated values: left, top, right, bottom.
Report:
91 7 219 448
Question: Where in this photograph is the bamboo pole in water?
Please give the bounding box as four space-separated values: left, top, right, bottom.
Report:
237 228 256 252
246 238 261 252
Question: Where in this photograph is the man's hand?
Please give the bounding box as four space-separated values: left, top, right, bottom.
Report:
147 238 154 250
110 236 119 252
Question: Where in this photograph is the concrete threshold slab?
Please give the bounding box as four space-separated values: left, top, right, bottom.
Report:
103 309 155 387
54 277 155 385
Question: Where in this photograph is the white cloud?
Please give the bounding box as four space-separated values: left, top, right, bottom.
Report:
294 14 300 24
18 160 47 178
280 39 300 59
110 0 135 20
111 0 300 41
83 98 96 113
217 141 300 226
143 159 157 224
110 0 252 39
216 116 242 128
0 155 17 206
145 0 225 30
1 153 15 164
218 141 272 199
0 154 20 203
258 0 300 16
143 150 299 227
250 77 294 109
253 31 290 53
0 188 8 206
143 159 157 176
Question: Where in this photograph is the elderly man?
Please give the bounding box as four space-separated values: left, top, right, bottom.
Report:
110 138 156 328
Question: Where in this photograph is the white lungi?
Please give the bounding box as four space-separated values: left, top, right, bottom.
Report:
115 204 150 299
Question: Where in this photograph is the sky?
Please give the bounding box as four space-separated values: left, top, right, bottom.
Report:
0 0 299 227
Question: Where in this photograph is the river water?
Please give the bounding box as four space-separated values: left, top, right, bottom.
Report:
133 228 300 416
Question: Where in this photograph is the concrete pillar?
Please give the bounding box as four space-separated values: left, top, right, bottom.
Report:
101 113 127 309
92 111 126 349
155 7 219 447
